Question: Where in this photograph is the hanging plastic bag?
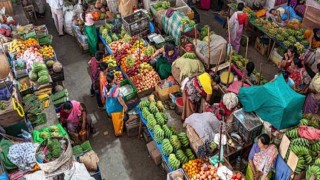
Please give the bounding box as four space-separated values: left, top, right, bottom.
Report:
64 9 75 36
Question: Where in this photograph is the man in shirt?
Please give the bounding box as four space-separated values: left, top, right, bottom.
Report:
47 0 64 36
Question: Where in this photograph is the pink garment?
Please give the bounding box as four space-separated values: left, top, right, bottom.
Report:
231 24 243 53
67 101 82 123
298 126 320 141
89 57 99 82
253 144 278 180
227 81 249 94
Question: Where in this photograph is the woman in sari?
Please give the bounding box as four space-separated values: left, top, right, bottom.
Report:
288 57 311 93
246 134 278 180
182 72 220 121
228 2 248 53
152 43 180 79
243 62 257 85
278 45 298 70
60 101 95 140
81 4 98 56
269 6 302 24
304 28 320 50
304 63 320 114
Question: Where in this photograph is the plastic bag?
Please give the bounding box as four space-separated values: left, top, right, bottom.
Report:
64 9 75 36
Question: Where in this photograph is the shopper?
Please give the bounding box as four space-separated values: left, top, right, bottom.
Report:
182 72 221 121
228 2 248 53
269 6 302 24
273 71 295 88
304 28 320 50
59 101 95 143
47 0 64 36
81 4 98 56
33 0 46 17
246 134 278 180
304 63 320 114
103 71 128 116
152 43 180 79
278 45 298 70
88 51 104 108
288 57 311 93
243 62 257 85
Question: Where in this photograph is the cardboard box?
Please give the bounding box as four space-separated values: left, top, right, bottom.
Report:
254 37 268 56
147 141 162 165
270 48 283 66
155 84 180 101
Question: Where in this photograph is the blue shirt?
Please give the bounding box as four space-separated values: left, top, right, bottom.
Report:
248 143 260 160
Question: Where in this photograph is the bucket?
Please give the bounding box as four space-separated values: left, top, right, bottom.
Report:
175 97 183 115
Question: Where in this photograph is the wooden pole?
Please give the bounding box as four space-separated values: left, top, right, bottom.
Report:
194 25 197 46
245 36 249 59
207 26 211 70
214 49 223 73
258 62 262 85
226 49 233 86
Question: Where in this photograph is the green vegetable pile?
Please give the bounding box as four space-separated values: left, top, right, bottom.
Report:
45 138 62 161
0 101 8 111
152 1 171 11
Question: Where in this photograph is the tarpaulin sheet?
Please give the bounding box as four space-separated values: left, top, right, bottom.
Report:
238 75 305 130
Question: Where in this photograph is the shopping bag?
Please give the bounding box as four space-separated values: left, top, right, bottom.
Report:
105 86 123 115
111 110 124 136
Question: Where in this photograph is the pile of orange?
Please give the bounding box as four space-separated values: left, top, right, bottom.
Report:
182 159 207 178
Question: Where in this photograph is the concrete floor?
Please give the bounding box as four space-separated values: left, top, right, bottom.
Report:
12 3 279 180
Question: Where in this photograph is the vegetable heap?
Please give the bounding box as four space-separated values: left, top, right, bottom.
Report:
45 138 62 161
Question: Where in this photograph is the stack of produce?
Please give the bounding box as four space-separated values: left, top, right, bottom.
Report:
183 159 208 179
138 96 196 170
189 164 219 180
200 25 215 41
40 125 61 140
23 38 40 48
51 89 69 107
44 138 63 161
40 45 55 59
152 1 171 11
103 56 117 69
112 70 124 82
100 23 120 44
306 158 320 180
29 62 49 85
131 70 160 92
23 94 47 126
285 114 320 174
18 47 44 70
8 39 26 54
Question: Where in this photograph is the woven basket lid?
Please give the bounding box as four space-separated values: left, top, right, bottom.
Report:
0 54 10 80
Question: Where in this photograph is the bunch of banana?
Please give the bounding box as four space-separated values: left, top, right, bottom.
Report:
285 128 299 139
306 165 320 180
291 138 310 147
311 141 320 152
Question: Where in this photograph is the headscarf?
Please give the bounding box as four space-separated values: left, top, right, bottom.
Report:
164 44 179 62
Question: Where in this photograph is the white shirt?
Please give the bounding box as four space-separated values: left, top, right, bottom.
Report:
47 0 63 9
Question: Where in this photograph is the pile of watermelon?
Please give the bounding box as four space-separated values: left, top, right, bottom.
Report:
29 62 49 84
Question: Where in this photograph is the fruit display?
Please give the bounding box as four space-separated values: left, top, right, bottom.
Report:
163 124 173 139
183 159 207 179
294 42 305 54
17 46 44 70
170 135 182 151
154 125 164 143
185 148 196 160
130 70 160 93
284 114 320 174
155 112 166 126
231 172 243 180
176 149 188 164
162 139 173 156
168 154 181 170
144 45 155 57
139 100 150 109
8 39 26 53
146 114 157 131
306 165 320 180
152 1 171 11
29 62 50 84
23 38 39 48
40 45 55 59
104 56 117 69
112 70 124 82
178 132 190 148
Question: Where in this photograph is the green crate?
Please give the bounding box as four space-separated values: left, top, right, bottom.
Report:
120 79 137 102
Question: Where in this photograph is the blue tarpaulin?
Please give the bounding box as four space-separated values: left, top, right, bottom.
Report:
238 75 305 130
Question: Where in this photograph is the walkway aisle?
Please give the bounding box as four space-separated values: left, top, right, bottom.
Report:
36 9 166 180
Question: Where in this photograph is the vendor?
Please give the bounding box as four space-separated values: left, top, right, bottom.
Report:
304 63 320 114
269 6 302 24
81 4 98 56
151 43 180 79
103 71 128 115
243 62 257 85
182 72 221 121
60 101 95 138
278 45 298 70
304 28 320 49
228 2 248 53
246 134 278 180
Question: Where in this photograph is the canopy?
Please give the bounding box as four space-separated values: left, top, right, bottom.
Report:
238 75 305 130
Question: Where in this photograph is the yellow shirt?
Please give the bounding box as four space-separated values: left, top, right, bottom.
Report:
198 72 212 95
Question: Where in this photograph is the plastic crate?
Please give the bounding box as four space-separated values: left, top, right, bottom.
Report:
18 77 33 97
122 11 150 36
49 68 64 82
119 79 138 102
233 108 263 142
12 60 28 79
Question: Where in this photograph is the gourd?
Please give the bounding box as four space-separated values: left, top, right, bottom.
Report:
38 75 49 84
52 62 63 73
46 60 55 68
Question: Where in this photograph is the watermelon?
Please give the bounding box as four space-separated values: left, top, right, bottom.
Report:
37 75 49 84
40 64 47 70
29 71 38 81
38 70 49 77
32 62 43 73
